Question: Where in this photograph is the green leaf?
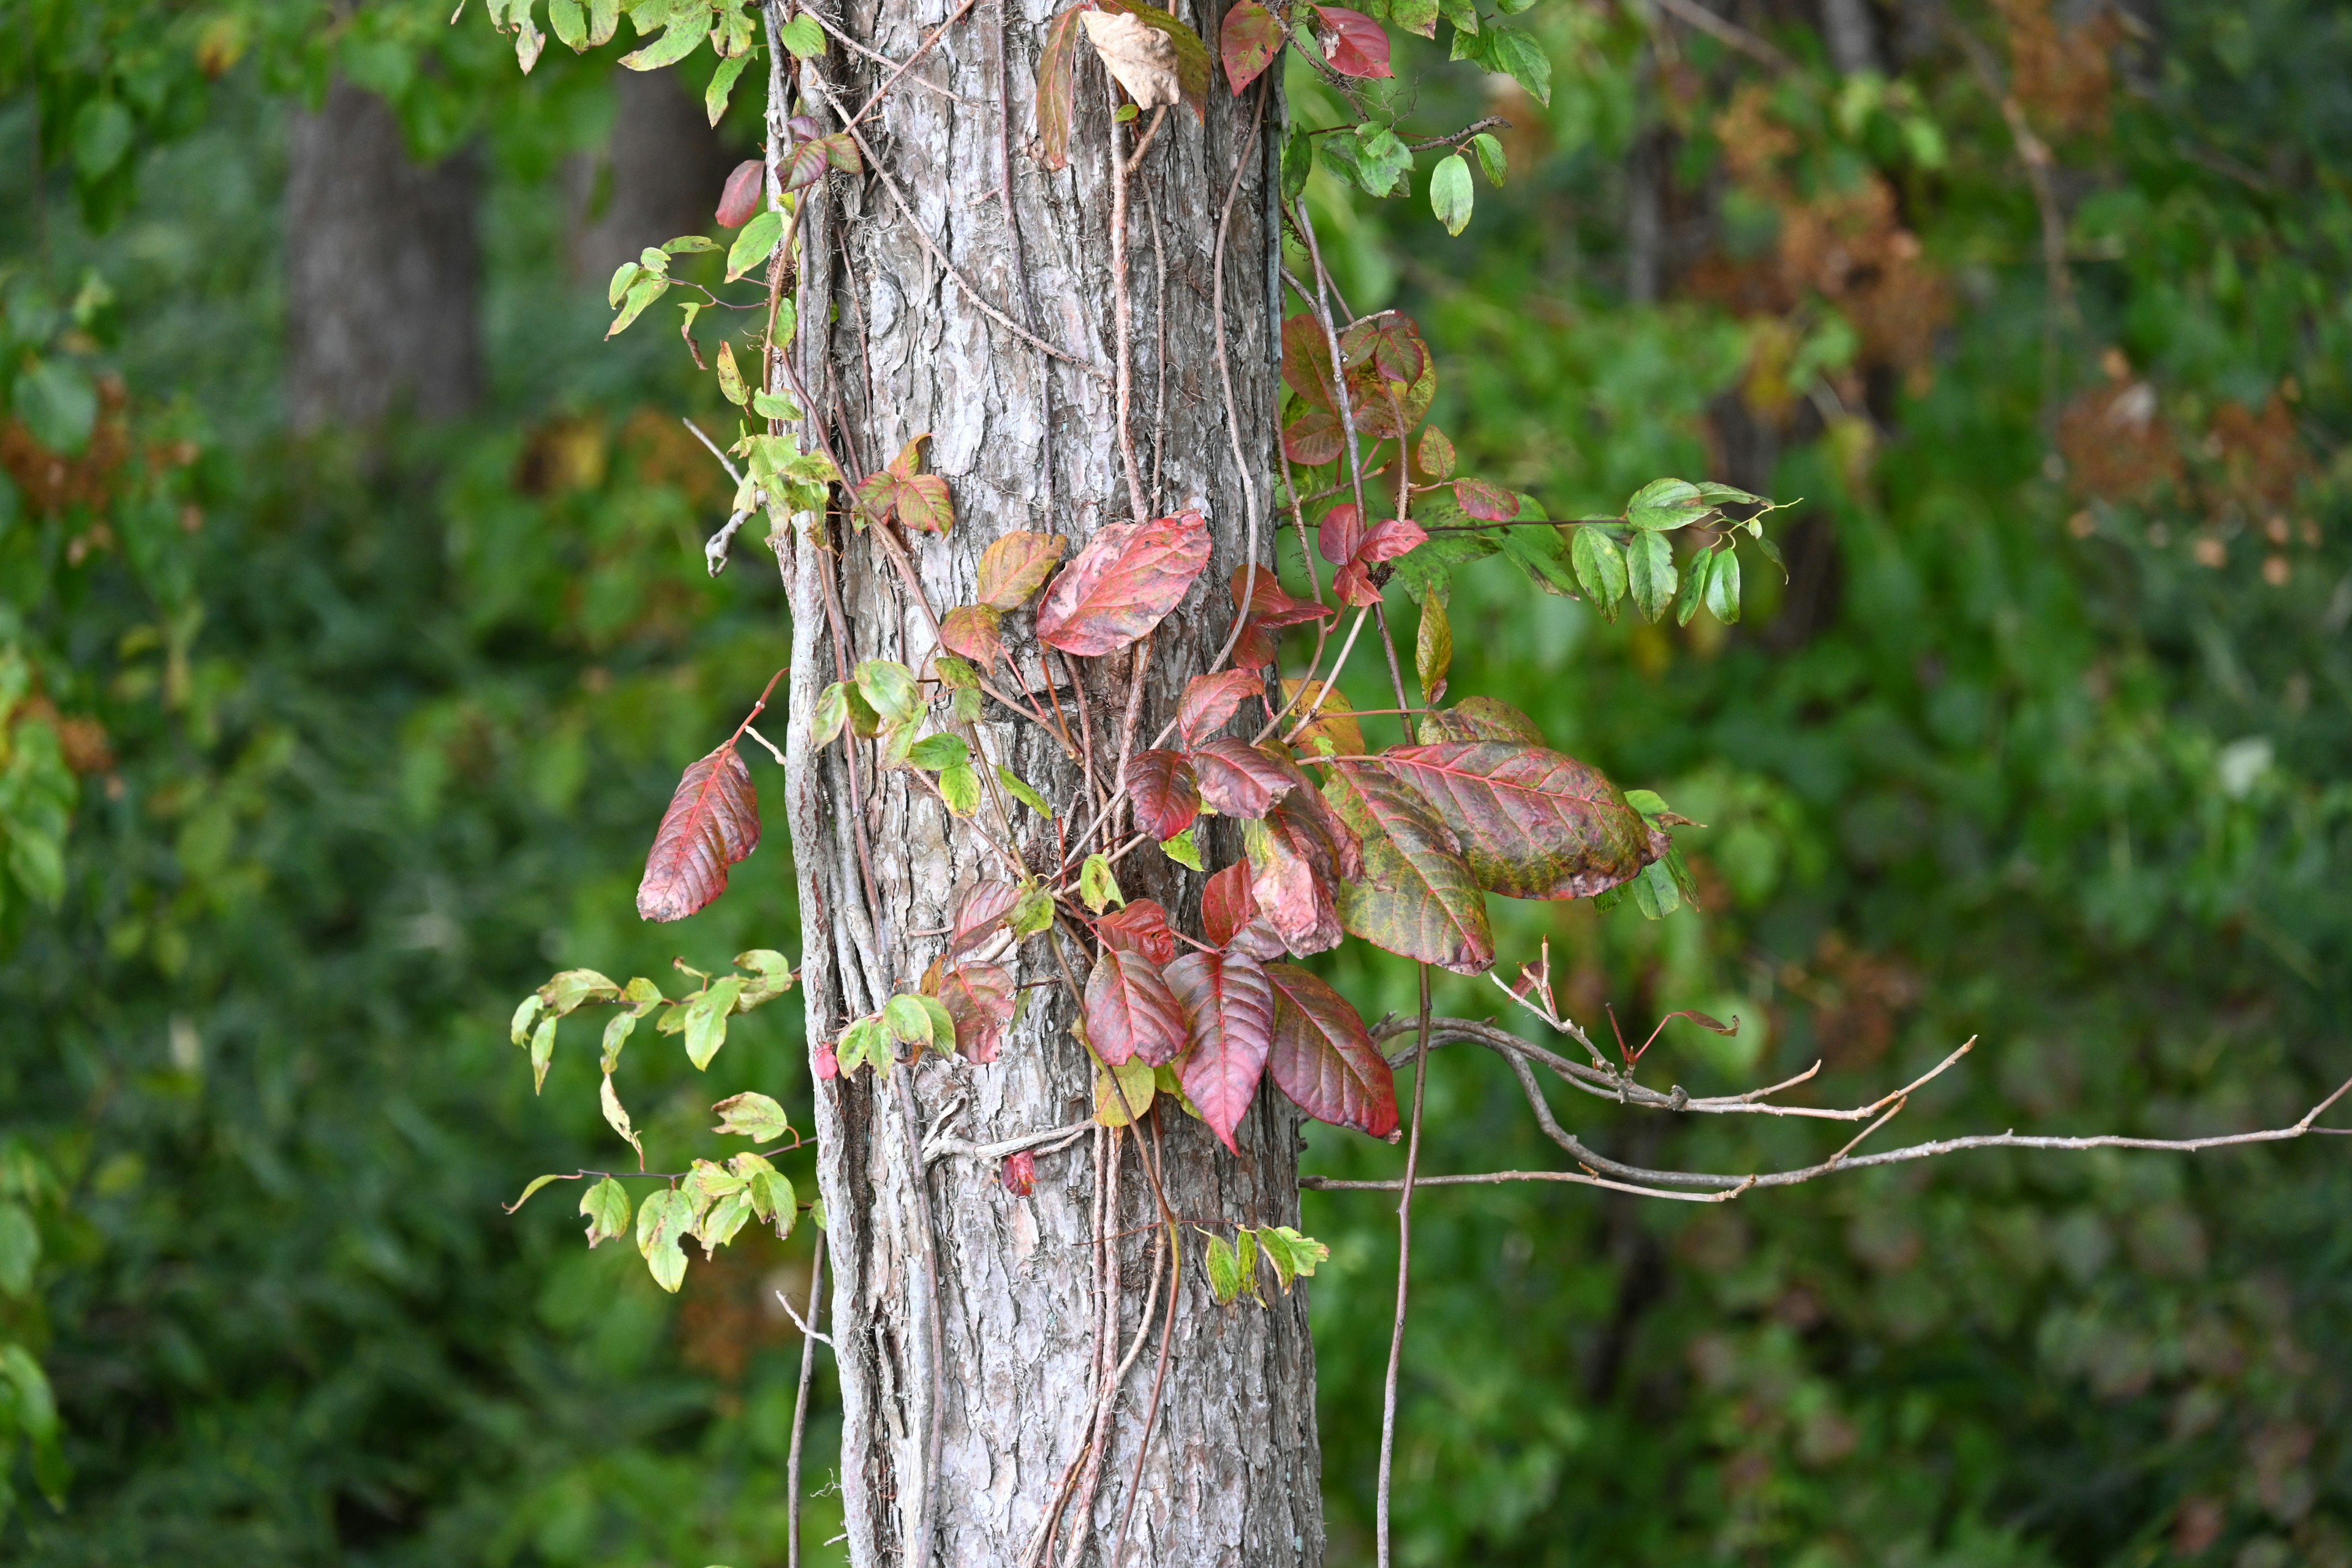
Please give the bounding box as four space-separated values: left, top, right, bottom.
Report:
706 48 750 123
778 12 826 55
1281 129 1314 200
1483 23 1550 104
622 15 709 70
1623 477 1709 532
835 1015 891 1076
12 360 99 456
715 339 750 405
734 948 794 1005
529 1016 558 1093
997 766 1055 818
607 274 669 337
1204 1230 1243 1305
1429 153 1474 236
855 659 922 729
1080 853 1126 913
511 993 548 1047
752 388 799 419
697 1189 755 1253
600 1072 646 1161
1642 856 1682 915
711 1090 793 1141
589 0 620 43
540 967 622 1014
1234 1227 1261 1301
1754 532 1790 582
1415 590 1452 702
683 976 746 1069
726 208 785 282
635 1188 695 1291
1256 1224 1329 1291
1093 1058 1158 1126
1704 547 1741 623
1351 125 1413 197
939 763 982 816
1675 550 1708 626
1570 527 1627 619
1161 824 1204 870
907 733 969 771
1010 883 1057 938
507 1174 567 1212
607 260 641 308
812 680 851 745
0 1201 39 1297
915 992 957 1052
1495 522 1578 597
1623 788 1670 817
600 1009 638 1073
662 233 720 254
883 993 935 1049
1469 130 1506 186
581 1177 631 1246
549 0 588 47
1627 530 1676 622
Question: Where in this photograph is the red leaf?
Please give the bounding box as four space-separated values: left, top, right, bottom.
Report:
1267 758 1363 881
815 1036 840 1079
1231 616 1278 673
1245 809 1344 957
1124 749 1200 842
951 881 1023 955
1416 695 1545 745
1281 314 1340 412
1318 503 1364 567
940 604 1006 669
1357 516 1428 565
976 530 1067 610
936 962 1015 1062
1202 861 1259 947
1313 4 1393 76
717 159 764 228
780 137 832 194
1281 405 1344 467
1164 949 1276 1153
1085 948 1188 1066
1231 566 1333 628
1035 511 1212 657
1189 737 1295 818
1178 668 1267 747
1098 898 1178 965
1382 741 1670 899
1327 763 1494 974
1351 313 1427 384
1000 1149 1037 1196
637 741 761 921
1267 962 1399 1137
1333 560 1378 608
1035 4 1090 172
1219 0 1284 93
1454 477 1520 521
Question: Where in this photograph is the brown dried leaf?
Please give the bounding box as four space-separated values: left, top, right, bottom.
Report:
1081 8 1183 108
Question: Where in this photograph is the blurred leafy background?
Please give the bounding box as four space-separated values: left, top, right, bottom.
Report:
1 0 2346 1564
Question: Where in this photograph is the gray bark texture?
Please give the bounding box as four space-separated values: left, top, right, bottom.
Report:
285 79 482 429
773 1 1322 1562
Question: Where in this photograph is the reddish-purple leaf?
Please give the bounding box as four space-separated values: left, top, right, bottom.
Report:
638 741 761 921
1098 898 1178 965
1454 477 1520 521
951 881 1023 955
716 159 764 227
1036 4 1090 172
1266 962 1399 1137
1281 314 1340 412
1179 668 1267 747
1085 947 1188 1066
1313 4 1393 76
1125 749 1200 842
1332 516 1429 606
815 1036 839 1079
1318 502 1364 567
1415 695 1546 745
1189 737 1295 819
1245 810 1344 957
1220 0 1284 93
1281 405 1344 467
1327 763 1494 974
1232 565 1333 628
1227 916 1290 960
1231 616 1279 673
976 530 1068 610
780 137 832 193
940 604 1006 669
1035 511 1212 657
1270 758 1364 880
1164 948 1276 1153
1001 1149 1037 1196
1382 741 1668 899
1202 861 1259 948
1351 313 1428 384
936 962 1015 1062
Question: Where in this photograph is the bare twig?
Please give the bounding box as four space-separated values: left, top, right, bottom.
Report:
804 6 981 106
892 1066 947 1568
786 1226 827 1568
1109 89 1151 526
1375 966 1432 1568
1648 0 1796 71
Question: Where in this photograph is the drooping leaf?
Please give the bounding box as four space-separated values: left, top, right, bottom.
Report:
507 1173 568 1213
854 659 922 729
935 963 1015 1062
620 13 706 70
1415 591 1453 704
1204 1230 1243 1303
1244 810 1344 957
1469 130 1506 184
1190 737 1294 818
636 741 761 921
682 975 745 1069
1219 0 1284 92
1430 151 1474 235
1257 1224 1330 1290
1233 564 1333 628
1570 526 1628 619
1325 764 1494 974
712 1091 794 1142
1094 0 1212 116
976 530 1068 609
1332 518 1430 606
1079 853 1126 913
940 763 982 815
1704 546 1742 623
1081 8 1185 108
1001 1150 1038 1196
1415 694 1545 745
1164 948 1277 1153
1313 4 1394 76
999 766 1057 818
1035 511 1212 656
1382 741 1669 899
581 1177 631 1246
1035 4 1090 171
603 1079 645 1170
635 1187 695 1292
1125 749 1200 842
1085 948 1188 1066
716 158 764 227
1161 824 1204 870
1097 898 1177 964
1178 668 1267 746
1266 963 1399 1137
1627 529 1676 622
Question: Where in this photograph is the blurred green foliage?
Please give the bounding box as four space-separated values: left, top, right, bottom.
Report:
1 0 2348 1564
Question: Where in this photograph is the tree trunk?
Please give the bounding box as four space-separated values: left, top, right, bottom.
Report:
777 2 1319 1562
285 79 482 430
568 66 742 287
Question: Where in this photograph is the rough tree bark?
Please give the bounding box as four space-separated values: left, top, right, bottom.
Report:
285 79 482 430
775 1 1320 1562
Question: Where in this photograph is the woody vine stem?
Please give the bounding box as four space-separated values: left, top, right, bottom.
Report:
472 0 2352 1562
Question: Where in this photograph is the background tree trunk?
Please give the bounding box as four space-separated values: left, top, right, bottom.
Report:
778 2 1320 1562
285 79 482 429
567 67 741 287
